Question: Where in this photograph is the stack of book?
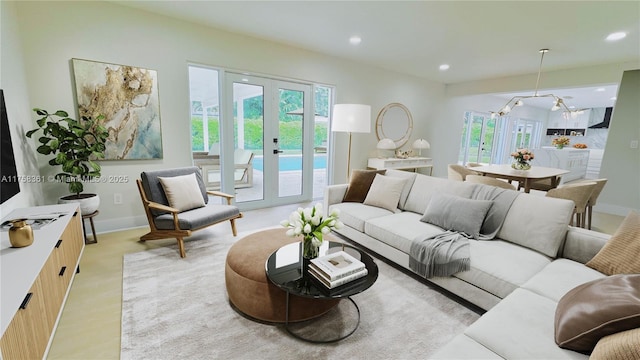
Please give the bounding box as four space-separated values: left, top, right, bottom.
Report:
308 251 368 289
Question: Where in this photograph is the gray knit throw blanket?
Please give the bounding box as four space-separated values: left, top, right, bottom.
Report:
409 230 472 278
409 185 520 278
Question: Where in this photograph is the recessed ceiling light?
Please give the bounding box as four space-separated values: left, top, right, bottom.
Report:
439 64 450 71
606 32 627 41
349 36 362 45
595 88 606 92
611 96 617 101
241 78 249 82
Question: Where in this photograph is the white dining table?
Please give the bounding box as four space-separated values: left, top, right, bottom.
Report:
471 164 570 193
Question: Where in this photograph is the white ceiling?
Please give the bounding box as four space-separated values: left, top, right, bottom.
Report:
114 1 639 108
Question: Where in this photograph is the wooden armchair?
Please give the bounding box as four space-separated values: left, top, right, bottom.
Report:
136 166 242 258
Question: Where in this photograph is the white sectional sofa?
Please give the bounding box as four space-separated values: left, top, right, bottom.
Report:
324 169 612 359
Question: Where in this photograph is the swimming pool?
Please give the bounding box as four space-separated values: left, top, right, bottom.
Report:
252 154 326 172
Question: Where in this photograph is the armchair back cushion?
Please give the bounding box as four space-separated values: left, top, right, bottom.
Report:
141 167 208 216
159 173 206 212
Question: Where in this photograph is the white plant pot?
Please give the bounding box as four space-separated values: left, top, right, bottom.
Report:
58 193 100 215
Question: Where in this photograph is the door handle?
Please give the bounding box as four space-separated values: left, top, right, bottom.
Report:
273 149 283 154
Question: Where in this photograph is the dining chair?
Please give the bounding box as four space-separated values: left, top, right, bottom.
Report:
447 164 479 181
466 175 517 190
575 178 608 230
546 182 597 228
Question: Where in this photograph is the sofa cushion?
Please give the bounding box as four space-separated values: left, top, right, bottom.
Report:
498 195 574 258
384 169 417 210
420 193 493 239
454 240 551 299
465 288 588 359
586 210 640 275
329 202 393 233
554 274 640 354
590 327 640 360
521 259 605 303
365 211 444 253
403 175 472 214
158 173 206 212
342 169 386 202
363 174 406 212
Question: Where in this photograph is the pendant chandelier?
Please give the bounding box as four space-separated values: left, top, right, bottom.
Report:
491 49 585 119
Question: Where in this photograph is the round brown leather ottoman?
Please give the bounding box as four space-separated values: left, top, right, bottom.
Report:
225 228 339 323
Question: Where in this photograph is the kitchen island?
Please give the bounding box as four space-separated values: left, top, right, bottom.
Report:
534 147 590 183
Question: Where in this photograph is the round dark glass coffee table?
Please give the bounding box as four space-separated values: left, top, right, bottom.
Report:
265 240 378 343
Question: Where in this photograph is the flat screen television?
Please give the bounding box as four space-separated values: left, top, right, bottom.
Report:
1 89 21 204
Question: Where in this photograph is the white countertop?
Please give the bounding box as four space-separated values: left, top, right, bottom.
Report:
1 203 79 335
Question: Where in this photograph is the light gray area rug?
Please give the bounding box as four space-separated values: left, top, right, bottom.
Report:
121 229 480 359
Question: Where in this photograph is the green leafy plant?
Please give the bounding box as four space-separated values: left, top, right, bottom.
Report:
26 108 108 196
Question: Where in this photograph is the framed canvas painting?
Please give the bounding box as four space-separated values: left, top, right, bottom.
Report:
72 58 163 160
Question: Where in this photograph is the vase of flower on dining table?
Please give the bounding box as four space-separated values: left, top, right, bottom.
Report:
510 148 534 170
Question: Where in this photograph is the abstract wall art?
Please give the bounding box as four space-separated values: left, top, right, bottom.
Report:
72 58 163 160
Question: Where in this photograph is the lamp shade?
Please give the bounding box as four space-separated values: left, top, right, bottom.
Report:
412 139 431 149
376 138 396 150
331 104 371 133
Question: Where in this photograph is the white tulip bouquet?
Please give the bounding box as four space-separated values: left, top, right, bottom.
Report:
280 203 342 259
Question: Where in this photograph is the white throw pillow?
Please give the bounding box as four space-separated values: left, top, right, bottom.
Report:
158 173 206 212
363 174 407 212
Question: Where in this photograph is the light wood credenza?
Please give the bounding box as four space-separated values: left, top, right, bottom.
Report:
0 203 84 359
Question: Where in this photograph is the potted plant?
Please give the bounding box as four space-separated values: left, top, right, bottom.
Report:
26 108 108 214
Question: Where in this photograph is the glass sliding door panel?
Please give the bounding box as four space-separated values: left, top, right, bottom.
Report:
480 118 496 163
277 87 304 197
233 82 264 203
188 66 222 202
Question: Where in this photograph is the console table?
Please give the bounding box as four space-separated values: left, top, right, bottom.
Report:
367 157 433 175
0 203 84 359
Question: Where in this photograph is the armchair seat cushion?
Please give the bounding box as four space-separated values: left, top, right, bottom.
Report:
154 203 240 230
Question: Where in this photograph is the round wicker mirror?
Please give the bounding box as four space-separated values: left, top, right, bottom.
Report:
375 103 413 148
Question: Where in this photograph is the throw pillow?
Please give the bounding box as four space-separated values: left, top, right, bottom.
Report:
158 173 206 212
342 169 386 203
420 193 494 239
554 274 640 354
586 210 640 275
363 174 407 212
590 327 640 360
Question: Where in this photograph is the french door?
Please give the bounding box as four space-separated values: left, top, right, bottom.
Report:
459 112 497 165
222 73 314 209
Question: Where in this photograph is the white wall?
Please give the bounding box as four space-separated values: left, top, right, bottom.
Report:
10 1 444 231
598 70 640 214
0 1 44 218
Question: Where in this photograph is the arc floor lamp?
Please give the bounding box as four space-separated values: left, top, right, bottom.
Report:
331 104 371 181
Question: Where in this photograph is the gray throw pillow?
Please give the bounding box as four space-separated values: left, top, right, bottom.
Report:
420 193 494 239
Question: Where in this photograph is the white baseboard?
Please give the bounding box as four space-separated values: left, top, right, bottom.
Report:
89 215 148 235
595 203 637 217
